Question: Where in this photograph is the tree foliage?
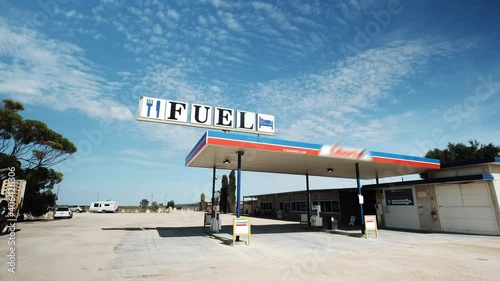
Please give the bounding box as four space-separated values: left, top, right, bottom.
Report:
228 170 236 213
139 199 149 210
167 200 175 208
0 99 77 170
200 193 206 211
150 201 160 211
20 167 63 216
220 175 229 213
0 99 76 216
425 140 500 164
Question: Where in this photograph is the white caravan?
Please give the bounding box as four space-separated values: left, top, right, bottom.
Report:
89 201 119 213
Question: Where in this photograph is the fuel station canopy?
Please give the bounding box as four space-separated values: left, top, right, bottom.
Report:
185 131 440 180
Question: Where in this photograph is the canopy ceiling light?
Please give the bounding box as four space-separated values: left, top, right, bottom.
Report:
223 159 231 164
327 168 334 173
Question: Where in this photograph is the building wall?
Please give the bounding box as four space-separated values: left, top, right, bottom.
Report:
490 165 500 175
488 163 500 233
483 164 500 234
490 164 500 221
429 165 490 179
255 190 342 221
492 180 500 232
434 181 499 235
376 180 500 234
378 187 420 230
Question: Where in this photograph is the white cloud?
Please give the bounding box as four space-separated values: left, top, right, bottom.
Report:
134 122 205 152
0 22 133 121
250 2 298 31
132 64 228 106
153 24 163 35
120 148 176 160
66 10 77 17
102 0 119 4
198 16 207 25
337 0 362 20
221 12 244 31
167 9 180 21
251 2 274 13
209 85 222 93
244 40 467 146
116 157 176 168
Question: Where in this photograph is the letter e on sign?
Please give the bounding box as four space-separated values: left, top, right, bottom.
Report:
214 107 234 128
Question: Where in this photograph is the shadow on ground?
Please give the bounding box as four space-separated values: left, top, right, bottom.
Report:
101 223 319 238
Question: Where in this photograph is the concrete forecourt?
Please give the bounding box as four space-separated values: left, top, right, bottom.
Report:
1 211 499 281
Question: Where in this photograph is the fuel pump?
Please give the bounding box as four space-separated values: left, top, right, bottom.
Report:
311 205 323 227
210 191 222 232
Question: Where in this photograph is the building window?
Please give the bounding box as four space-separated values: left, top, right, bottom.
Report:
312 200 340 212
291 201 307 212
260 202 272 210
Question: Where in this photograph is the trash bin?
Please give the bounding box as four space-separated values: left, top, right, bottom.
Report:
322 213 338 230
331 217 338 230
322 213 332 229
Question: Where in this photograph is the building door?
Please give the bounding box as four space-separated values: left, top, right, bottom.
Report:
435 182 499 235
284 202 290 218
415 185 439 231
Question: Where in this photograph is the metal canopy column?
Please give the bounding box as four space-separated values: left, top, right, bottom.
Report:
236 151 244 218
211 166 216 218
236 151 244 242
355 163 365 234
306 173 311 227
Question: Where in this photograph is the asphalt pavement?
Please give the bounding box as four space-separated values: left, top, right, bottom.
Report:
1 211 499 281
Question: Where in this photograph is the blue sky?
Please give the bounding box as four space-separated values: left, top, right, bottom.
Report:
1 0 499 206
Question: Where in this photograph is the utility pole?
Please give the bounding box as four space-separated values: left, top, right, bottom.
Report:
55 185 62 207
56 185 62 198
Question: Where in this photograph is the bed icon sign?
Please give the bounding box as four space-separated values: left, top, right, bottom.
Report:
259 117 273 129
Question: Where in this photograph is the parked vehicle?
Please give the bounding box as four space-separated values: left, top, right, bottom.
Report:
54 207 73 219
69 206 85 213
89 201 119 213
0 176 27 235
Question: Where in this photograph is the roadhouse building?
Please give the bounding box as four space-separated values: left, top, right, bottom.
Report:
246 157 500 236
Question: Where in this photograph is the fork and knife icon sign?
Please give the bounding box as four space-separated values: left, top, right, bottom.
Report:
146 99 161 118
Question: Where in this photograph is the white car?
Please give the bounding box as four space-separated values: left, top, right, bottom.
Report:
69 206 85 213
54 207 73 219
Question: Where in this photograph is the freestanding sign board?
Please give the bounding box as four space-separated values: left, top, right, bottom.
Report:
203 213 211 230
364 215 378 239
233 217 251 246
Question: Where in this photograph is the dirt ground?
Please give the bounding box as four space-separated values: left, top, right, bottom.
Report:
1 211 499 281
